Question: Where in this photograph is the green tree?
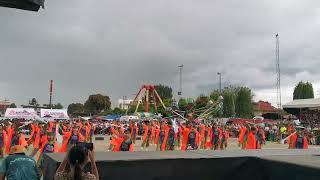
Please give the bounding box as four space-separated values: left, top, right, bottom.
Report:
235 87 253 118
223 90 235 117
195 94 209 109
113 107 125 115
209 90 220 101
178 98 188 111
9 103 17 108
293 81 314 100
52 103 64 109
67 103 84 115
127 103 144 114
155 84 173 100
84 94 111 115
29 98 38 106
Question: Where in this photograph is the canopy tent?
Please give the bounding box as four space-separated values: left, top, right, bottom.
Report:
79 117 92 121
40 109 69 120
283 98 320 115
0 0 44 11
283 98 320 109
283 98 320 124
102 115 121 121
136 112 154 118
4 108 40 120
120 115 139 122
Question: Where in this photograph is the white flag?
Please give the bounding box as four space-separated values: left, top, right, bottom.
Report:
56 124 63 144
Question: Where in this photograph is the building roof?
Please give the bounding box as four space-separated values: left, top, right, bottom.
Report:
283 98 320 109
0 100 11 106
254 101 278 112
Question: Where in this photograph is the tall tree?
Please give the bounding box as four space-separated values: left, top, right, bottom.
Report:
178 98 188 111
293 81 314 100
9 103 17 108
209 90 220 101
235 87 253 118
223 90 235 117
67 103 84 115
112 107 125 115
84 94 111 115
29 98 38 106
154 84 173 100
195 94 209 109
52 103 64 109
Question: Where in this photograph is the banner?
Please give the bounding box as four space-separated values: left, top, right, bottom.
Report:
5 108 37 119
40 109 69 119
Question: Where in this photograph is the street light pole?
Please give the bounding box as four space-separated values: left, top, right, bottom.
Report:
178 65 183 98
217 72 222 94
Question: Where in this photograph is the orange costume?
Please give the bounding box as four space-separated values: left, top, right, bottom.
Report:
199 124 206 149
112 137 134 152
28 124 41 149
5 127 27 153
288 133 297 149
110 127 119 147
205 128 213 149
48 122 55 132
181 127 191 151
288 133 308 149
181 127 199 150
37 135 59 163
245 131 257 149
5 126 14 154
161 125 171 150
238 126 247 146
0 130 7 155
154 127 161 145
142 124 150 142
59 128 84 152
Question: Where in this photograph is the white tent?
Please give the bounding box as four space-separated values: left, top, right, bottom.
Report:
283 98 320 109
5 108 40 120
40 109 69 120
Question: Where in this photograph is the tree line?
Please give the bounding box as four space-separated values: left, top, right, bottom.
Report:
66 81 315 118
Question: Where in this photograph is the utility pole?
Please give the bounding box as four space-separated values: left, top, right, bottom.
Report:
217 72 222 94
49 80 53 109
276 34 282 109
178 65 183 97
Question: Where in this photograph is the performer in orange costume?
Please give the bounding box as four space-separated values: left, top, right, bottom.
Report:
113 129 134 152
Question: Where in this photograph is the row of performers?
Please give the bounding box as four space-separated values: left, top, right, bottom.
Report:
109 120 230 152
237 125 308 149
0 121 95 170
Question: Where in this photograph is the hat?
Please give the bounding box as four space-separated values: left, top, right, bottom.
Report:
10 145 25 154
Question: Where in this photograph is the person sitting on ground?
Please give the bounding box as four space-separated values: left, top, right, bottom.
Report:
55 145 99 180
0 145 40 180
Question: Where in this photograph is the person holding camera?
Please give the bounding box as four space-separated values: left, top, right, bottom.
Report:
55 145 99 180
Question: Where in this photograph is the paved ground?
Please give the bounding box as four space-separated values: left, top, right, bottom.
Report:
91 135 320 152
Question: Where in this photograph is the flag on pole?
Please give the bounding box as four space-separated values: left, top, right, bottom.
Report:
56 124 63 144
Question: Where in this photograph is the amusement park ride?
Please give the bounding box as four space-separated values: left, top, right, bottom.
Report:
129 84 224 121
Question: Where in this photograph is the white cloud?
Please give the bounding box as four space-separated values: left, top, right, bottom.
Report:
1 0 320 107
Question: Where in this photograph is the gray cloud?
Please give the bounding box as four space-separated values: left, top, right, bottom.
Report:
1 0 320 107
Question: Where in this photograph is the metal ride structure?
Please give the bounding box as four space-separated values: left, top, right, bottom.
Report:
130 84 224 121
189 97 224 120
130 85 188 120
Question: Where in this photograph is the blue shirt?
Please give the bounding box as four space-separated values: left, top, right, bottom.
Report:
0 154 40 180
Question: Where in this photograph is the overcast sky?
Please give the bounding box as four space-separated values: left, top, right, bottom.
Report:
1 0 320 108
